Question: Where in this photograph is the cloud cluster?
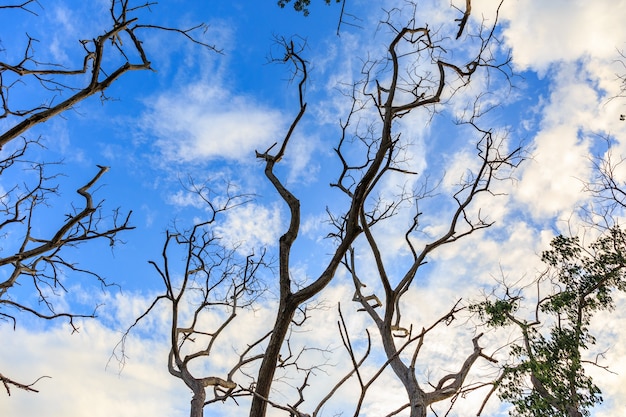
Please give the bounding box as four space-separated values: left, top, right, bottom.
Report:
0 315 187 417
495 0 626 73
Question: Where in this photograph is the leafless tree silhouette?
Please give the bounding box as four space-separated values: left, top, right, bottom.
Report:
0 0 215 394
126 1 523 416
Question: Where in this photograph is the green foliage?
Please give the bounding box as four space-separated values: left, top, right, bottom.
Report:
498 328 602 417
541 227 626 322
470 298 518 327
477 226 626 416
277 0 341 16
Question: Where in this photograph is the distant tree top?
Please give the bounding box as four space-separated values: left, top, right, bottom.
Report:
277 0 341 16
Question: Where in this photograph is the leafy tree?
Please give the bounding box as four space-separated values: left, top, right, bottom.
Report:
277 0 342 17
473 226 626 416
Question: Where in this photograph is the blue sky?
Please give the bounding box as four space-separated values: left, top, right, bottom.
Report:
2 1 626 416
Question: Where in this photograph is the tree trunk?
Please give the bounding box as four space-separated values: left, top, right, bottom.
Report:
566 405 583 417
379 322 427 417
248 300 295 417
189 382 206 417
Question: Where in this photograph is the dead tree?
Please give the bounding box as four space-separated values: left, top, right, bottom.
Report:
126 1 517 416
113 182 269 417
248 2 516 416
0 0 214 394
322 5 518 416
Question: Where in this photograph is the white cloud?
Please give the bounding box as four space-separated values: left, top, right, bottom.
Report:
513 62 606 219
515 124 591 218
587 292 626 416
142 82 285 163
0 318 187 417
214 202 283 252
478 0 626 74
284 132 323 185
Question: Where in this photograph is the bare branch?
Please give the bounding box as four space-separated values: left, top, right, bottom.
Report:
0 372 49 395
0 0 217 148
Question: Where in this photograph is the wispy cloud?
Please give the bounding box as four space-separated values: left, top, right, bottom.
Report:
214 202 283 252
140 81 286 163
